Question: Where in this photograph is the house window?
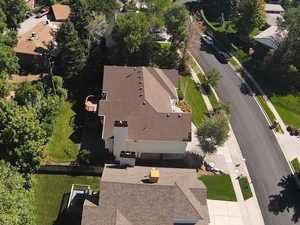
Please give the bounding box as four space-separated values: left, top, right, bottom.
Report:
100 92 107 100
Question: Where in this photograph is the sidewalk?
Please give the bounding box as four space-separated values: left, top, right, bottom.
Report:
186 55 265 225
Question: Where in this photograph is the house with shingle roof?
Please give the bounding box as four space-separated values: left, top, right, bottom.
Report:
14 21 61 70
81 164 209 225
97 66 192 161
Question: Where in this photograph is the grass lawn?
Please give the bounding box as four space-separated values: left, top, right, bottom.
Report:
291 158 300 173
179 76 208 127
238 177 253 200
198 175 237 201
270 94 300 128
46 101 80 162
33 174 100 225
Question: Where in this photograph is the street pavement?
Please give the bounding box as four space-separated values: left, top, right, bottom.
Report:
189 43 297 225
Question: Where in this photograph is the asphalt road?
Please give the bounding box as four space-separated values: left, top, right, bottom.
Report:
190 44 297 225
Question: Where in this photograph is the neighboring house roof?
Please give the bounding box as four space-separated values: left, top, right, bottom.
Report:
254 25 287 49
98 66 192 141
14 21 61 55
265 4 285 13
266 13 283 26
81 164 209 225
51 3 71 21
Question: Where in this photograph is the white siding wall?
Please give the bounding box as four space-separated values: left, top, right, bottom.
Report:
113 126 129 160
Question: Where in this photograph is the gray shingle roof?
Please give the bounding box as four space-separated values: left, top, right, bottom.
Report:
98 66 192 141
81 165 209 225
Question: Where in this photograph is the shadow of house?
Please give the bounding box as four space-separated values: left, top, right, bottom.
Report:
54 190 99 225
268 174 300 223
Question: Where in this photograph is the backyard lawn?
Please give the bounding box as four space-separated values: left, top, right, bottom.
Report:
46 101 80 162
198 175 237 201
33 174 100 225
179 76 208 127
238 177 253 200
271 94 300 128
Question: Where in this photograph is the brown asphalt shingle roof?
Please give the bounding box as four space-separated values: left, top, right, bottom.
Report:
99 66 192 141
81 165 209 225
51 4 71 21
14 21 61 55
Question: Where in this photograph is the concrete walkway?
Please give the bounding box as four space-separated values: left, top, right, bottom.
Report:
187 53 265 225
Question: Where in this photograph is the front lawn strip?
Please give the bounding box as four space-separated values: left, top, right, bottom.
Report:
291 158 300 173
271 94 300 129
179 76 208 128
198 175 237 201
238 177 253 200
46 101 80 163
33 174 100 225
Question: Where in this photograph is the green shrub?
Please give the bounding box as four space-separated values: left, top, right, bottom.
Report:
177 88 184 100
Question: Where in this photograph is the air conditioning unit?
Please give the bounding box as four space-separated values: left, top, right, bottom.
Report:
120 151 136 167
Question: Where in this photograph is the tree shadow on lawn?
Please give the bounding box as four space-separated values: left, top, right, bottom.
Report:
268 174 300 223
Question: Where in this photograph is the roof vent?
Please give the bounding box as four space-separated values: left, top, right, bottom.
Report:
166 113 170 117
178 114 182 118
139 94 143 97
142 101 146 105
149 168 160 183
139 87 143 90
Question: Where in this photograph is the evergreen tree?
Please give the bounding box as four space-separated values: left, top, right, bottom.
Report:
56 20 86 79
70 0 91 40
235 0 266 36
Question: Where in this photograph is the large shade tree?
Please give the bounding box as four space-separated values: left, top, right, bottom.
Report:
0 161 35 225
0 100 47 175
164 4 189 47
112 12 152 54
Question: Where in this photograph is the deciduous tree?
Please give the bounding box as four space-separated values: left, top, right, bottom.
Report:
197 112 230 159
164 4 189 47
0 161 35 225
0 100 47 174
112 12 151 54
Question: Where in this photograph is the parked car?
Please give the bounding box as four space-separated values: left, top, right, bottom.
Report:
214 49 230 64
201 34 214 45
36 8 49 18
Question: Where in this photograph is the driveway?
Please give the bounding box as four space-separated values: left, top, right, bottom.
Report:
207 200 243 225
188 26 297 225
